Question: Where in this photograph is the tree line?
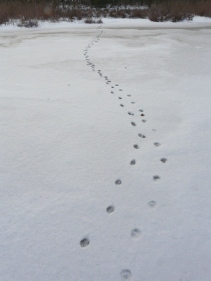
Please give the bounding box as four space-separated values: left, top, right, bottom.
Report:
2 0 211 7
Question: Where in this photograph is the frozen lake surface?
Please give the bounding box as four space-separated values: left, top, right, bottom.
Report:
0 18 211 281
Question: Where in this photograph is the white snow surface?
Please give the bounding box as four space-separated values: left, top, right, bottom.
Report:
0 18 211 281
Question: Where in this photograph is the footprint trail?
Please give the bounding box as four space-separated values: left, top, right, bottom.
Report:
80 24 168 278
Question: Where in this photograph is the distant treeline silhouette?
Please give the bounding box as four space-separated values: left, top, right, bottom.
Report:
1 0 211 26
2 0 211 6
89 0 211 7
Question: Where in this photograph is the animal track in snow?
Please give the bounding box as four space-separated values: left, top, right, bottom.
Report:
148 201 157 208
138 133 146 138
106 205 115 214
82 31 167 269
130 159 136 165
153 175 160 181
115 179 122 185
154 142 160 147
131 228 141 239
80 238 89 248
120 269 132 280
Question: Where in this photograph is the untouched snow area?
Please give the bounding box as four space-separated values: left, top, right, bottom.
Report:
0 18 211 281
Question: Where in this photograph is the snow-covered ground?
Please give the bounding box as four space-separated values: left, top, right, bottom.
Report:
0 18 211 281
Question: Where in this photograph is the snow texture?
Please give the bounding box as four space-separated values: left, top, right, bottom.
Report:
0 18 211 281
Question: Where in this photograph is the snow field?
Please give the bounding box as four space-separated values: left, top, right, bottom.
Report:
0 19 211 281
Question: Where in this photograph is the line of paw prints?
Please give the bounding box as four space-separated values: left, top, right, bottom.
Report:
80 25 168 280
